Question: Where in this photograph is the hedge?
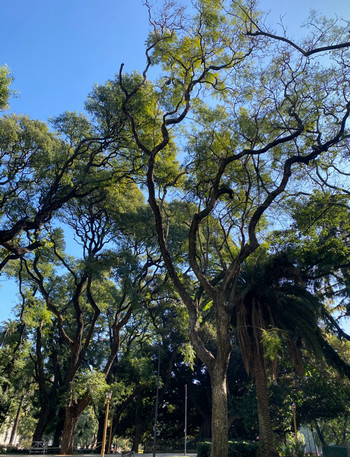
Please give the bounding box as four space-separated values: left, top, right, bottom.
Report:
197 440 259 457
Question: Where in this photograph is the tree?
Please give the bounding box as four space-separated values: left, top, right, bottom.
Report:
0 320 32 429
235 249 350 457
17 179 168 453
95 2 350 456
2 2 350 455
0 65 13 111
283 191 350 321
0 107 135 271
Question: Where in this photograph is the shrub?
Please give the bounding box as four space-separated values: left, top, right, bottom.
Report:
197 440 259 457
231 440 259 457
197 441 211 457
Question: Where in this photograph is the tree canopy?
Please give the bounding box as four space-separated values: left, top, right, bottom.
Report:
1 2 350 457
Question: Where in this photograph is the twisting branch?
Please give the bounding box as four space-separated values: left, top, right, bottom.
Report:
247 30 350 57
23 256 74 347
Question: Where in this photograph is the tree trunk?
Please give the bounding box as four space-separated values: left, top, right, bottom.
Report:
32 396 54 443
95 411 105 453
60 407 80 455
209 301 233 457
199 414 211 442
314 421 326 447
132 393 143 453
60 395 91 455
253 349 278 457
132 423 143 453
210 367 229 457
52 407 65 450
9 394 24 445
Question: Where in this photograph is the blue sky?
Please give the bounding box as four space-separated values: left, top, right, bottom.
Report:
3 0 350 122
1 0 350 322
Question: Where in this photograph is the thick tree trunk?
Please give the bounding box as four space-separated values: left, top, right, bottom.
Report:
210 367 229 457
52 407 65 449
132 393 144 453
32 396 54 443
207 305 232 457
253 350 278 457
60 407 80 455
132 423 143 453
60 395 91 455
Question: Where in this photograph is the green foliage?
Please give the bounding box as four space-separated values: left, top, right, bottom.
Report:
280 433 306 457
197 441 211 457
0 65 13 110
21 298 53 328
69 371 107 404
179 342 196 369
197 440 259 457
261 327 284 363
2 2 350 454
75 406 99 449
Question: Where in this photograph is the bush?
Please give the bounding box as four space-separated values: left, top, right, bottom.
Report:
231 440 259 457
197 440 259 457
197 442 211 457
3 447 29 454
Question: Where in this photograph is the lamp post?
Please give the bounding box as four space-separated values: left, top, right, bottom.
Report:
291 403 298 445
101 391 112 457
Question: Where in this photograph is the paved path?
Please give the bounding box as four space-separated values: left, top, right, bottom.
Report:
0 454 197 457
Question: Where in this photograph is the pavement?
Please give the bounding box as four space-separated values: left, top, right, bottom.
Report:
0 454 197 457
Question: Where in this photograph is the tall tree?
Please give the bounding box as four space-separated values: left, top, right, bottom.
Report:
19 182 165 453
94 2 350 457
235 249 350 457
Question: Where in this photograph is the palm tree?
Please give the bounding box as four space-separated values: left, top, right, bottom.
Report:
234 250 350 457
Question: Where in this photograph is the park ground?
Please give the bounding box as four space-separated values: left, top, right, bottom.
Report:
0 454 197 457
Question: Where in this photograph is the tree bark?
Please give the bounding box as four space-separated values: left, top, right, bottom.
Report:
210 367 229 457
132 423 143 453
314 421 326 447
9 394 24 445
60 395 91 455
95 412 105 453
32 401 51 443
131 393 143 453
52 407 65 449
203 303 232 457
253 348 278 457
60 407 80 455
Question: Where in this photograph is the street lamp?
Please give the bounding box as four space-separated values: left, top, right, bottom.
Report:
101 391 112 457
291 403 298 445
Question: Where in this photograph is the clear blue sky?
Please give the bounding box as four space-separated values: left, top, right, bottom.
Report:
1 0 350 322
2 0 350 122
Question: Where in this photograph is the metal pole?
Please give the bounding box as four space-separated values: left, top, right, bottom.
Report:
153 346 161 457
184 384 187 456
101 393 111 457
